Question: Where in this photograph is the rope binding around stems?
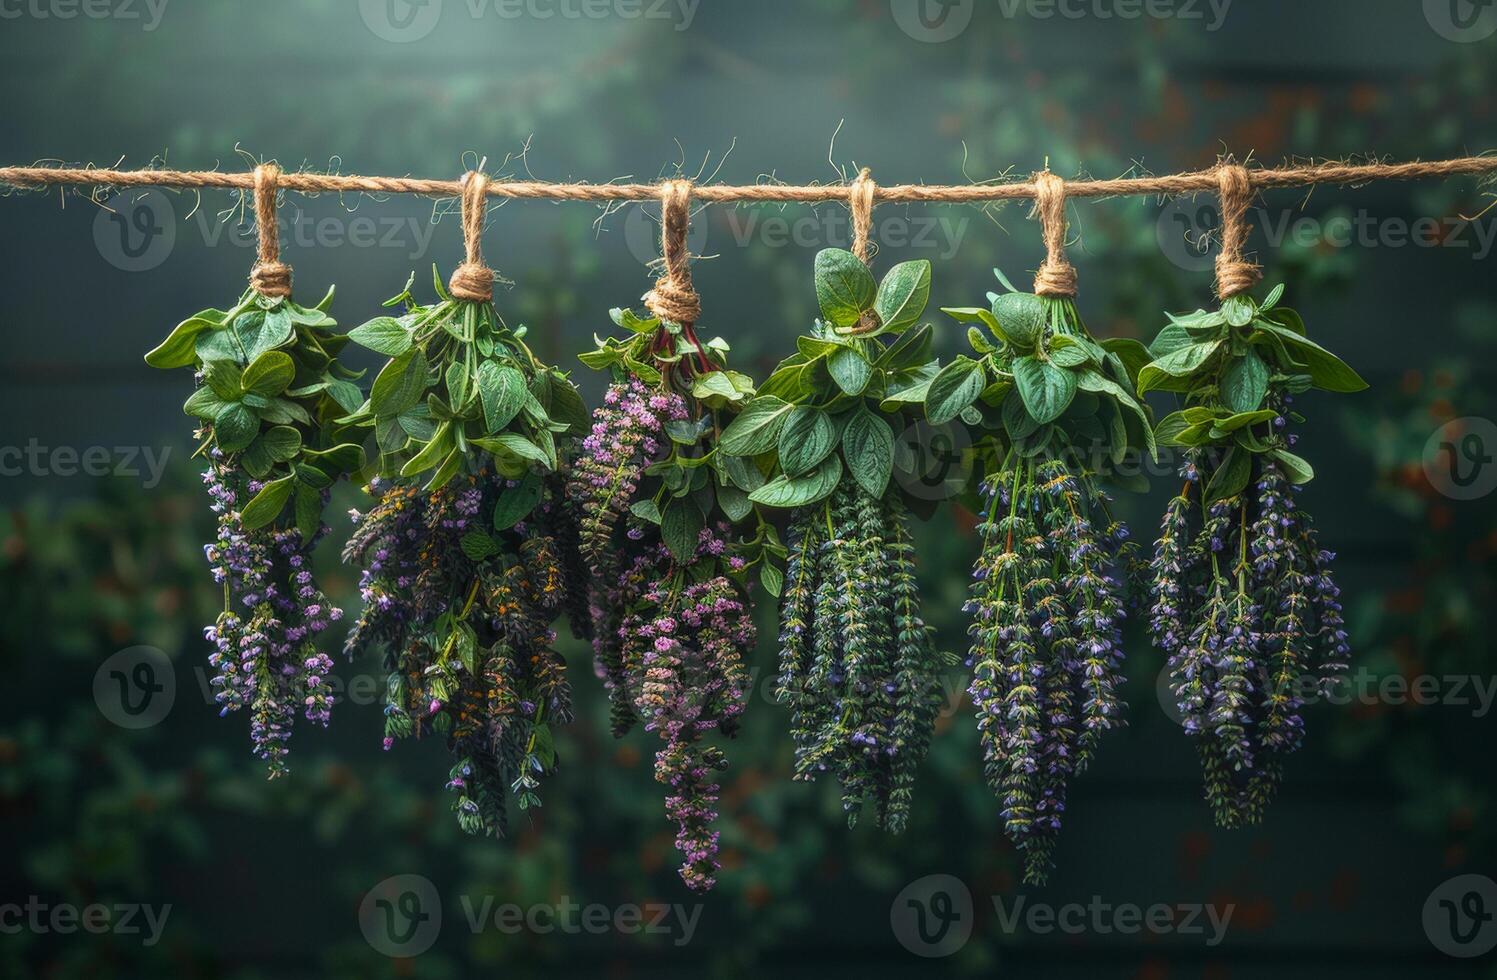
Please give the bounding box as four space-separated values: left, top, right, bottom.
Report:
1031 170 1077 298
845 168 885 335
250 164 291 297
1213 162 1264 299
447 170 495 303
642 179 702 326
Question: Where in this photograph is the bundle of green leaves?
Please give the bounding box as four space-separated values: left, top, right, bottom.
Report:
570 305 772 891
145 285 366 773
939 271 1149 883
719 247 946 833
1142 285 1364 827
339 269 591 837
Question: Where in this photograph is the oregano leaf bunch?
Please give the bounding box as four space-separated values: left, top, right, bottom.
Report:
569 304 773 892
145 285 367 776
941 269 1151 884
722 247 946 834
1140 284 1365 828
340 268 590 838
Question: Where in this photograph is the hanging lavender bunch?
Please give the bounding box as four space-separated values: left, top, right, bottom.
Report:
720 248 948 833
943 272 1153 883
1140 284 1365 827
146 285 366 776
339 270 590 836
570 305 777 891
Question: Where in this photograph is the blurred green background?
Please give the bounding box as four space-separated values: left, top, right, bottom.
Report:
1 0 1495 976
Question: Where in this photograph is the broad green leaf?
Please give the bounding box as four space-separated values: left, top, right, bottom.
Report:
241 476 294 529
873 259 931 334
371 349 428 417
925 356 986 425
778 406 837 478
294 484 322 543
259 425 302 463
1137 340 1223 395
720 395 793 456
183 386 226 420
1220 350 1269 413
213 402 258 452
841 409 894 498
1254 324 1368 392
660 498 705 560
813 248 877 328
492 470 544 530
1012 355 1077 424
749 454 842 508
475 362 526 434
460 531 499 562
242 350 296 397
145 313 218 369
1205 447 1251 503
991 292 1046 348
347 316 412 355
828 347 872 395
1273 449 1315 485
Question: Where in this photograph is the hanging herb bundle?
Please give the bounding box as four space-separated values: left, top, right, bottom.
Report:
339 181 591 837
569 188 774 889
718 246 947 834
938 265 1153 883
1140 284 1364 827
145 282 366 775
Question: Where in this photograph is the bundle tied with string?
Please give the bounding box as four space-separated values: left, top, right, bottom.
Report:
643 179 701 326
448 170 496 303
250 164 292 297
1031 170 1077 297
1213 162 1263 299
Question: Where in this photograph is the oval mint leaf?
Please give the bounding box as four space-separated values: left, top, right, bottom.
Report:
925 356 986 425
719 395 792 456
749 454 842 508
1012 355 1077 424
991 292 1046 349
873 259 931 334
814 248 877 329
778 406 838 477
841 409 894 498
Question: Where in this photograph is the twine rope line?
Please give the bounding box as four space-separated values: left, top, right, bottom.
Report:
849 167 876 264
642 179 701 325
5 156 1493 202
1032 171 1077 297
447 170 494 302
1214 163 1262 299
250 164 291 298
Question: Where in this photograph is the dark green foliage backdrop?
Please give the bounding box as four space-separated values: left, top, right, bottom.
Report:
0 1 1494 976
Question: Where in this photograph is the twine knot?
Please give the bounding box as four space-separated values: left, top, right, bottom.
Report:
849 167 876 264
250 164 292 298
1214 162 1262 299
643 179 701 325
1031 171 1077 297
448 171 494 302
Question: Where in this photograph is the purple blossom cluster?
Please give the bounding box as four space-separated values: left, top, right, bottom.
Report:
965 456 1130 884
1150 423 1350 827
570 379 687 565
342 469 583 837
200 450 341 777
